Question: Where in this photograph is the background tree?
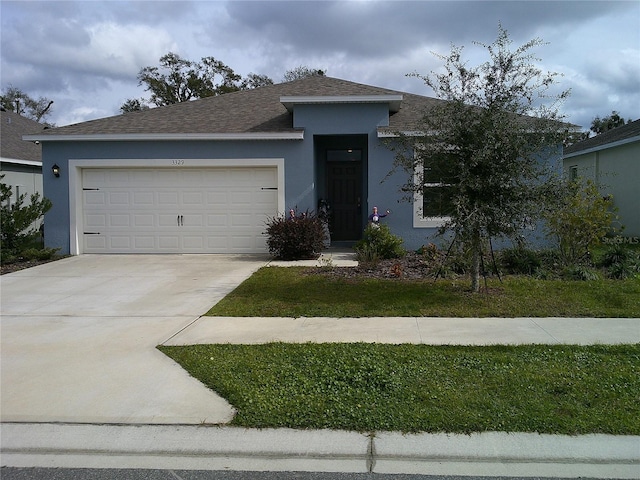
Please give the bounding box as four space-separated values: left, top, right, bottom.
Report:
590 111 631 135
121 52 273 111
543 177 617 267
390 25 569 292
282 66 326 82
0 86 54 124
119 98 150 114
0 175 52 256
240 73 274 90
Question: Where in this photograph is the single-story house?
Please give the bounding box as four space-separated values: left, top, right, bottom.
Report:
25 76 561 256
563 119 640 238
1 108 45 206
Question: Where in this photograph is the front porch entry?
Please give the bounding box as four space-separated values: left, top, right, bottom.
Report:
315 135 367 243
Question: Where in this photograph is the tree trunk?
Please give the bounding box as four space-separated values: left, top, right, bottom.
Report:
470 229 481 293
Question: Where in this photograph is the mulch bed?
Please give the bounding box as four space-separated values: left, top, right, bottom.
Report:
311 252 440 280
1 257 66 275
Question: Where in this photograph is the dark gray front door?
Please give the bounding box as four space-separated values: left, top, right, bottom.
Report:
327 160 362 241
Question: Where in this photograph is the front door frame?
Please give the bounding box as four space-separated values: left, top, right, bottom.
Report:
314 135 368 243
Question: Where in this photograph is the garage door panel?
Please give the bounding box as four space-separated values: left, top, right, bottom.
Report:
183 236 205 249
157 191 180 205
82 167 277 254
157 214 179 227
207 214 228 227
110 214 130 227
85 214 106 228
254 168 278 184
183 214 203 227
231 214 254 226
85 235 107 250
135 214 156 227
206 191 228 205
108 192 130 206
203 170 230 186
183 191 204 205
84 191 106 206
230 191 253 205
156 236 177 249
111 236 133 249
133 191 154 206
255 191 277 207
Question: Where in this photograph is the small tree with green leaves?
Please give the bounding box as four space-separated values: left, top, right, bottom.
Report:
543 177 617 266
389 25 569 292
1 175 52 258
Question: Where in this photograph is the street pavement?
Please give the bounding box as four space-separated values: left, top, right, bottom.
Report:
1 252 639 477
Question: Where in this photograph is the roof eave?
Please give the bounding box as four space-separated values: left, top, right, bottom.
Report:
0 157 43 167
281 95 403 113
23 131 305 142
563 135 640 159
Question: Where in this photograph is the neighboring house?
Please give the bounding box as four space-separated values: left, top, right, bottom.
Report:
25 76 561 256
563 119 640 238
1 108 45 205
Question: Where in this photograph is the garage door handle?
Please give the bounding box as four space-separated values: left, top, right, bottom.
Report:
177 215 184 226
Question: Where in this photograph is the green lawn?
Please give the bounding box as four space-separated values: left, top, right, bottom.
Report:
158 343 640 434
207 267 640 318
169 266 640 434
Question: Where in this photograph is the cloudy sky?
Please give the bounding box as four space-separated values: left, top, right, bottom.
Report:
1 0 638 130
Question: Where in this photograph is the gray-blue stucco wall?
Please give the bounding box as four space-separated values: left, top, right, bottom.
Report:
41 102 439 254
42 139 313 254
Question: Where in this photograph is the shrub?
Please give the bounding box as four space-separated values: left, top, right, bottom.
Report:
355 243 380 264
20 247 60 261
597 244 640 279
417 243 440 262
354 224 405 261
500 247 541 275
1 175 52 256
543 178 617 266
265 211 326 260
561 265 601 281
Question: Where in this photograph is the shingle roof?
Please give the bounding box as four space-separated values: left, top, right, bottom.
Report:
31 76 444 137
564 119 640 156
1 109 44 161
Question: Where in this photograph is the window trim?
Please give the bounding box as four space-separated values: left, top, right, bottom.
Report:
569 165 578 181
412 162 451 228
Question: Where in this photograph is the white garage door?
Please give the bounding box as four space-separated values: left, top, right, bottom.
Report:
82 167 278 253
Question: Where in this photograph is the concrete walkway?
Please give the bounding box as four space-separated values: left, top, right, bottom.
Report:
1 253 639 477
164 316 640 346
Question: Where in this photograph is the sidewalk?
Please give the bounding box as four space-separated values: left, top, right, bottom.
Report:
2 423 639 477
163 316 640 346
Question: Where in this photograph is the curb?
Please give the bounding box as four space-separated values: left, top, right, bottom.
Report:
2 423 639 478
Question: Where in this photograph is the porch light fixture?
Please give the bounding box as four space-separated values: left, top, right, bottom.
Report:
52 164 60 177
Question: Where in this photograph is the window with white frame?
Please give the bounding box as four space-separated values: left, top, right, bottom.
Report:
413 151 456 228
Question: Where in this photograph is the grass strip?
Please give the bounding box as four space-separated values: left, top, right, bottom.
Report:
158 343 640 434
207 267 640 318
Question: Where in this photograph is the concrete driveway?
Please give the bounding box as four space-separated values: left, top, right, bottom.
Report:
0 254 268 424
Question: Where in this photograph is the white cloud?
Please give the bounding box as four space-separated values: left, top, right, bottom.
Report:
2 0 638 128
